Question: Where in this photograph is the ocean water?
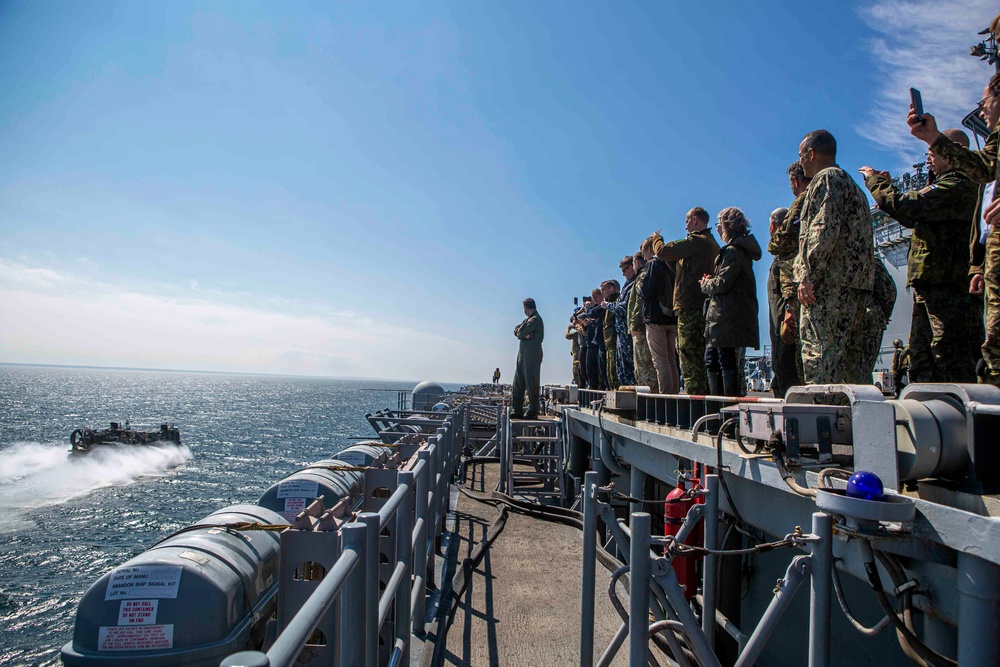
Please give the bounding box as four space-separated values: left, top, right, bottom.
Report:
0 365 431 666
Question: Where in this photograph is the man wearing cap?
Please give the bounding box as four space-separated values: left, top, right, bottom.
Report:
861 129 979 383
512 298 544 419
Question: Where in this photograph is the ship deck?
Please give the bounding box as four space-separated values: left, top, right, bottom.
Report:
414 459 641 667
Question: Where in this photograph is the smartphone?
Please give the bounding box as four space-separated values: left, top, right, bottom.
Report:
910 87 924 121
573 297 578 306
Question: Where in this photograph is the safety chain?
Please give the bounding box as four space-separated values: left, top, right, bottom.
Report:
655 526 812 558
598 483 704 505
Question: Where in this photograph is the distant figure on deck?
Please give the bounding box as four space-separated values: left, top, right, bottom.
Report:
493 368 501 385
892 339 909 397
512 298 544 420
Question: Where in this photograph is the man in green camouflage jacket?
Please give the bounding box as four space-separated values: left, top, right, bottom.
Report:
891 339 909 397
767 162 810 396
601 280 620 390
627 252 659 392
861 128 980 383
650 208 721 394
909 71 1000 385
794 129 875 384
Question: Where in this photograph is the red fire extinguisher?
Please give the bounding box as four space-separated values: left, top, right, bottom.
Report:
664 475 703 599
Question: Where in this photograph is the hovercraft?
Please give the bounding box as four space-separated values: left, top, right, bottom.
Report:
69 422 181 453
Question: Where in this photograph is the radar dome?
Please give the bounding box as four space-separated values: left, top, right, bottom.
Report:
412 381 445 411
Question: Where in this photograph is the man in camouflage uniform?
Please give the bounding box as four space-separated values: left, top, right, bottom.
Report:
628 253 659 391
566 314 584 386
891 339 909 397
512 298 544 419
651 207 721 394
794 129 875 384
858 256 897 381
768 162 810 396
601 280 620 390
604 257 638 386
861 129 980 383
909 72 1000 385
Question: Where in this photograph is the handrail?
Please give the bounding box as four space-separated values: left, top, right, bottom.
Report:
378 482 411 526
220 402 473 667
379 561 407 627
268 549 360 667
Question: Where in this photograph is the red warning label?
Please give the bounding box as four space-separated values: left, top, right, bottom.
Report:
98 624 174 651
118 599 158 625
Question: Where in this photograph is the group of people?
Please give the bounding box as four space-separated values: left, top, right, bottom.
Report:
529 12 1000 412
566 206 760 397
564 49 1000 397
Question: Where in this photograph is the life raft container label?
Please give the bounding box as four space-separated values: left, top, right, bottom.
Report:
277 480 319 499
98 624 174 651
118 600 158 625
336 451 368 466
280 496 307 520
105 566 182 600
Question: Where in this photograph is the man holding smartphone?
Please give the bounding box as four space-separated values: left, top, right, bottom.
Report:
909 71 1000 386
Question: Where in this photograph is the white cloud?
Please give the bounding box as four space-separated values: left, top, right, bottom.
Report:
856 0 995 166
0 259 486 382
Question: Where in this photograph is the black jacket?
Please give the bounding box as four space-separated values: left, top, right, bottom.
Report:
701 233 761 349
639 256 677 325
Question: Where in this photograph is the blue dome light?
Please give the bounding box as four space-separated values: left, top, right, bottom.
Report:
846 471 884 501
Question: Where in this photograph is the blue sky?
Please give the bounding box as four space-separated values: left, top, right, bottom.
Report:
0 1 994 384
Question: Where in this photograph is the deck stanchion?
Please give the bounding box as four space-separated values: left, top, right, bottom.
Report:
358 513 380 667
340 522 368 667
628 512 652 667
498 411 508 494
436 427 449 523
809 512 831 667
957 551 1000 666
413 452 430 631
427 439 439 543
629 467 647 521
396 471 415 665
702 474 720 647
580 472 598 667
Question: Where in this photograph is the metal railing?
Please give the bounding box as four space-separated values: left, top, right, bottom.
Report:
221 407 466 667
579 471 833 667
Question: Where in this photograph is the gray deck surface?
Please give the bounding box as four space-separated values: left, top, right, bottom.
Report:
419 462 634 667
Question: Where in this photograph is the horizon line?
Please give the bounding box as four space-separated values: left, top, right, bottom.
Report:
0 361 471 386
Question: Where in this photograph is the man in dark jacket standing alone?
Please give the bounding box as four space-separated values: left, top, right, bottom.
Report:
651 208 721 394
512 298 544 420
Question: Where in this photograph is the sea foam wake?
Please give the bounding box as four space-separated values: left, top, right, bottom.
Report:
0 441 192 532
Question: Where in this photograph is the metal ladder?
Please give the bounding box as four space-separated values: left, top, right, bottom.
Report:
500 411 565 504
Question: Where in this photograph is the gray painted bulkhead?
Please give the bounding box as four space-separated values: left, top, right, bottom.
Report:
565 407 1000 665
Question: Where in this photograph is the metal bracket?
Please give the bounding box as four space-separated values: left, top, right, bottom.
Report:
785 418 800 467
816 416 833 464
